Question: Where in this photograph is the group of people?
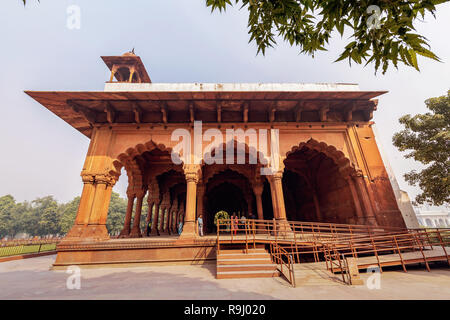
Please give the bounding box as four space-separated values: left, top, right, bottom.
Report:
229 213 256 235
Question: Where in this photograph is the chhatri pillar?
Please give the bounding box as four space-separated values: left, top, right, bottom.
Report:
180 164 201 239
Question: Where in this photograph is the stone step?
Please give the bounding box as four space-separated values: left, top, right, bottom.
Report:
217 248 266 254
216 270 280 279
217 264 278 272
217 258 273 265
217 253 271 260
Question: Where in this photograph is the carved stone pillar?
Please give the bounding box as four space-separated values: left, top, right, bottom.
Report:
353 170 378 226
245 193 253 217
312 191 322 222
119 190 136 238
159 192 170 235
345 175 365 224
180 164 201 239
268 170 291 233
147 181 160 236
65 172 117 241
169 198 178 234
269 171 287 221
130 190 146 238
196 183 205 234
253 184 264 221
151 201 161 236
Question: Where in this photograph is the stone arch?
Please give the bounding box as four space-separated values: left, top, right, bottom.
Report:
111 140 181 193
202 139 268 187
286 138 357 175
283 138 360 224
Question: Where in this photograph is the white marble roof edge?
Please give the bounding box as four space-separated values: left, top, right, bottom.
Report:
104 82 363 92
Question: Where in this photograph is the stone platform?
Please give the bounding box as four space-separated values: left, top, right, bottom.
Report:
53 235 217 268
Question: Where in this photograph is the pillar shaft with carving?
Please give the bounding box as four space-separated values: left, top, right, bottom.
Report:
130 190 146 238
119 191 136 238
253 184 264 220
65 172 117 241
180 164 200 238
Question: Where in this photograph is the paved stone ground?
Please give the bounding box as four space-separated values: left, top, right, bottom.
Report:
0 255 449 299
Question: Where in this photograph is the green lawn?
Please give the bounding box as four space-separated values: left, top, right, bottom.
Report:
0 243 57 258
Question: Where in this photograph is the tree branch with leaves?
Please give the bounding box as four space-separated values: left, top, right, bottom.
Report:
206 0 447 73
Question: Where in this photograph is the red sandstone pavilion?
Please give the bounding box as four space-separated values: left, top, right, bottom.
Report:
25 51 411 272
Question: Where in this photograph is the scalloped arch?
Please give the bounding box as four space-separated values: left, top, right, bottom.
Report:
285 138 356 174
111 140 181 192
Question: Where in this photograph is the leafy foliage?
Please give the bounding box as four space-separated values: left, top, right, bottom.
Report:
206 0 446 73
214 210 230 225
0 192 128 238
393 90 450 205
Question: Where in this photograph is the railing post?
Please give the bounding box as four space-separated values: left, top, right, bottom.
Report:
290 254 296 287
217 220 220 255
393 235 406 272
413 233 431 271
370 237 382 273
436 230 449 266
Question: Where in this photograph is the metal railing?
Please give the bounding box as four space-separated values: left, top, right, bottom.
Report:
0 239 61 258
270 242 296 287
321 228 450 273
216 218 450 284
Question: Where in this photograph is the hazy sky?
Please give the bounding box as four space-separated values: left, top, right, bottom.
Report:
0 1 449 205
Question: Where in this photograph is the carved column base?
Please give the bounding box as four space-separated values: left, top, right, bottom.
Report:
150 228 160 236
274 219 293 238
129 226 142 238
118 227 131 238
62 224 109 242
179 221 197 239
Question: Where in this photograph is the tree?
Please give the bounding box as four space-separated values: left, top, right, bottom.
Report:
393 90 450 206
59 196 80 234
0 195 16 237
106 192 127 234
207 0 445 73
32 196 60 236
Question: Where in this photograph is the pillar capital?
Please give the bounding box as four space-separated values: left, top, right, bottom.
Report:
183 164 201 183
351 168 364 178
81 172 118 187
94 173 118 187
81 173 95 184
126 189 136 199
268 170 284 182
253 184 264 196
